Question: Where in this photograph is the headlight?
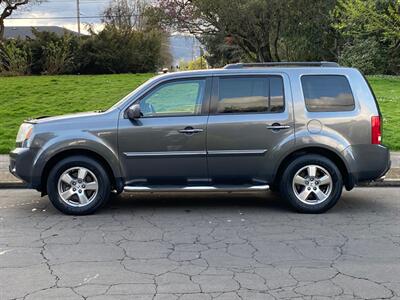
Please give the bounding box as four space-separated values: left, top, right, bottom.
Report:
16 123 34 147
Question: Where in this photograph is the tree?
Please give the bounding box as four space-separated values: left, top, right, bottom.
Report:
0 0 43 40
102 0 148 32
99 0 172 71
201 33 243 67
334 0 400 74
334 0 400 49
153 0 337 63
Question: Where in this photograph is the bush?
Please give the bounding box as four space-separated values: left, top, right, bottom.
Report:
0 40 30 76
78 26 165 74
0 26 169 76
179 56 208 70
42 35 77 75
338 38 388 75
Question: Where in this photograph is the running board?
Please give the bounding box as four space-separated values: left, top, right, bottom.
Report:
124 184 269 193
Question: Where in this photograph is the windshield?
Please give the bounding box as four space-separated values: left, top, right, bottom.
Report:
106 75 160 111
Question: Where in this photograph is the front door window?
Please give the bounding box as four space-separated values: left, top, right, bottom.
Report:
139 80 206 117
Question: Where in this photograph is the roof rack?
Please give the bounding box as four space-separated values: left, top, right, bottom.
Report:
224 61 340 69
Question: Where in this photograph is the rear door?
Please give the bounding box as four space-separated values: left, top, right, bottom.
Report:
206 74 294 184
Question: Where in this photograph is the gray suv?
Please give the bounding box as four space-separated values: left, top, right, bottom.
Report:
9 62 390 215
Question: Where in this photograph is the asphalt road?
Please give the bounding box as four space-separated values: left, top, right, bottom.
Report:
0 188 400 300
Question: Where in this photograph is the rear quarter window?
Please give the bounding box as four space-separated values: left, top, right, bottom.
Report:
301 75 355 112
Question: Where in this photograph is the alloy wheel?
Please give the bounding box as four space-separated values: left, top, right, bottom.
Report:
57 167 98 207
292 164 333 205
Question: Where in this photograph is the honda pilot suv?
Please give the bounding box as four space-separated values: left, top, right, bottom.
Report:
9 62 390 215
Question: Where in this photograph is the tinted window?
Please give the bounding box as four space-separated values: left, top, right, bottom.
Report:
301 75 355 112
217 76 284 113
140 80 205 117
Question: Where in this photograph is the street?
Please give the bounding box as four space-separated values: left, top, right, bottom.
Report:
0 188 400 300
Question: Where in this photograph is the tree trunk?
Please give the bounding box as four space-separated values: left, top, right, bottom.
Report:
0 19 4 41
258 43 272 62
273 20 281 62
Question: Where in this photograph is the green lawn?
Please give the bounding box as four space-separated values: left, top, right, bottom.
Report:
367 76 400 150
0 74 399 153
0 74 153 153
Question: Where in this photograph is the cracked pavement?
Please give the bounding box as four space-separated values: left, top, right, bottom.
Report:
0 188 400 300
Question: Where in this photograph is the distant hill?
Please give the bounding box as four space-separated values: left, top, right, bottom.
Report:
169 34 201 65
4 26 80 39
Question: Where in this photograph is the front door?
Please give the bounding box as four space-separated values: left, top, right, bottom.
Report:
118 77 211 185
206 74 294 184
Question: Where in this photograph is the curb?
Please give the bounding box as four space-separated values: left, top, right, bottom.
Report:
0 182 28 189
357 179 400 187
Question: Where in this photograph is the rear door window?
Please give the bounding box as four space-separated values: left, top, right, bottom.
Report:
217 76 284 113
301 75 355 112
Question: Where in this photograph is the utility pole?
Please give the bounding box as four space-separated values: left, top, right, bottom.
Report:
76 0 81 37
200 47 204 69
191 35 195 61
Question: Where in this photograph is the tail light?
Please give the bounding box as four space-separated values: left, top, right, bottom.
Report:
371 116 382 144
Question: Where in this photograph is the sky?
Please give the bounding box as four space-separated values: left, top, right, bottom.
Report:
4 0 112 34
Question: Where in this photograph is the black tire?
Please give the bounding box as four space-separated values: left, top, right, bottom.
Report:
279 154 343 213
46 155 111 215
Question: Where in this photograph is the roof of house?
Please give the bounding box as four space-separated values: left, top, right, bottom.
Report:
4 26 80 39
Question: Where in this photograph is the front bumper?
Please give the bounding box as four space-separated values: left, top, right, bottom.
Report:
9 147 41 189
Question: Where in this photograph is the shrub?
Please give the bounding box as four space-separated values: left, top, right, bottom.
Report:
0 40 30 76
78 26 165 74
179 56 208 70
0 26 169 76
42 35 77 75
338 38 388 75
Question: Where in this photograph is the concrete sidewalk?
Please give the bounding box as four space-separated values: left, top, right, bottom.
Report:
1 153 400 188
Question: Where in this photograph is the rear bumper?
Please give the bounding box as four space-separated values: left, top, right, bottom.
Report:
344 144 391 185
9 148 41 190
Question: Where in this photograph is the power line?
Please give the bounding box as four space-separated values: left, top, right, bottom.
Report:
8 12 141 20
7 15 105 19
43 0 111 2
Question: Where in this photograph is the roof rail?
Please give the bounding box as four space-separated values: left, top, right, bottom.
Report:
224 61 340 69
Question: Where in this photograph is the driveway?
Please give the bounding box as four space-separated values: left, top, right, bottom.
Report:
0 188 399 299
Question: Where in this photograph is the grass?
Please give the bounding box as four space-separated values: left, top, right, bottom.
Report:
0 74 153 153
0 74 399 153
367 75 400 150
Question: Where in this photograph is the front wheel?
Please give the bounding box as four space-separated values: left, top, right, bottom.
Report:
280 154 343 213
47 155 111 215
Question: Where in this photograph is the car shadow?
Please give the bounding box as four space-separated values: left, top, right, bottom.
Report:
103 191 290 212
96 188 396 216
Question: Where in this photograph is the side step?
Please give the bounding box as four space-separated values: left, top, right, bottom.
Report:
124 184 269 193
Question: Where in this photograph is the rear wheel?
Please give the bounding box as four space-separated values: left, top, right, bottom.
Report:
280 154 343 213
47 155 111 215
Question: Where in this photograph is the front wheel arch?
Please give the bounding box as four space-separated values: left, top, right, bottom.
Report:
41 149 123 195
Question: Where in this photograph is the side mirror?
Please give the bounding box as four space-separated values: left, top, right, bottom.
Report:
127 104 142 119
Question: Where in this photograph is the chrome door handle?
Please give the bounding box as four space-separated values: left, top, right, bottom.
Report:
178 128 204 134
266 124 291 130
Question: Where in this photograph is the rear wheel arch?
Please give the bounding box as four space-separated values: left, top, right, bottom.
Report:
273 147 353 191
40 149 122 195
